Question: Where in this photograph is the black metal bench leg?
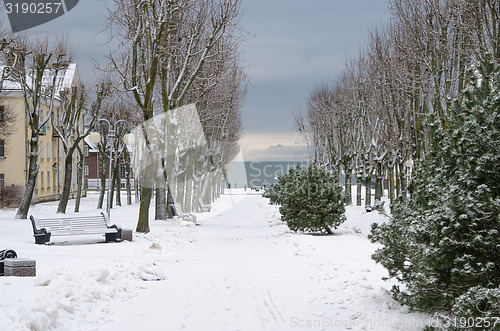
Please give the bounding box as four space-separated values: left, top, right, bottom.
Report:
34 233 51 245
105 229 121 242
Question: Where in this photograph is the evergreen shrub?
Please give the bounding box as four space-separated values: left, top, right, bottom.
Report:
265 165 346 234
369 56 500 323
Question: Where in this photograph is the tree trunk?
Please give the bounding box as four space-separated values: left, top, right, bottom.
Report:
135 179 139 203
184 152 193 212
16 136 39 219
193 161 202 213
344 167 352 205
205 172 213 203
136 186 152 233
365 174 372 207
356 173 362 206
74 151 84 213
167 184 175 219
395 162 401 198
97 152 107 209
109 162 117 209
388 164 395 208
399 162 407 194
126 168 132 205
155 186 167 220
331 162 340 184
215 170 222 199
177 171 186 209
375 161 383 202
155 156 167 220
115 161 121 207
57 153 74 214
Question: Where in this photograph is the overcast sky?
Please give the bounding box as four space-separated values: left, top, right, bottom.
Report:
1 0 389 161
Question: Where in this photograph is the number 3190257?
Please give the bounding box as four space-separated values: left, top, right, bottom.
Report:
5 2 62 14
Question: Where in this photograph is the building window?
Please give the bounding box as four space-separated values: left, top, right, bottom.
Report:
47 171 50 188
0 139 4 157
53 169 57 189
46 142 50 159
84 144 89 157
41 172 44 188
40 111 47 134
119 164 127 178
0 105 4 124
40 143 44 159
84 165 89 176
53 142 56 159
0 174 4 189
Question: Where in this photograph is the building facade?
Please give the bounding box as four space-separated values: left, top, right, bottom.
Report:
0 63 83 202
84 138 134 191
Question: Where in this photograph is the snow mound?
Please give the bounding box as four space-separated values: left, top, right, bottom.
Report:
2 257 165 331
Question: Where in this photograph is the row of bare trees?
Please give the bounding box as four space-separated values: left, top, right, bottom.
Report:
297 0 500 207
107 0 245 232
0 0 246 226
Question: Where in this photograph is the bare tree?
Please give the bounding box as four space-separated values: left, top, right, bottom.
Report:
107 0 178 231
54 82 109 214
93 95 140 210
3 36 73 219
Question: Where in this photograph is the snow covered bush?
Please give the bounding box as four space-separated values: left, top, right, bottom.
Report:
369 56 500 320
262 181 282 205
0 185 35 208
275 165 346 234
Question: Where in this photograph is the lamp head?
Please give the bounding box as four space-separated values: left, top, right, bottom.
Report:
88 132 101 144
123 133 136 146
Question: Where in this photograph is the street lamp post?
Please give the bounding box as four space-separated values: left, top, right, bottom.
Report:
89 119 135 215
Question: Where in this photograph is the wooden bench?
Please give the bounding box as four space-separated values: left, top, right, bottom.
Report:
30 212 122 244
198 198 212 212
169 203 199 225
365 199 385 212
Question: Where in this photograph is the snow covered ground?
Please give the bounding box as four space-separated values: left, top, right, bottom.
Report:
0 189 432 330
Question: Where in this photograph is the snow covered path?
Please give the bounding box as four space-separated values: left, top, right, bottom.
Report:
104 194 315 330
103 193 429 331
0 190 431 330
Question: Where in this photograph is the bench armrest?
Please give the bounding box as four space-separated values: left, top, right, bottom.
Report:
101 211 122 242
0 249 17 260
30 215 52 244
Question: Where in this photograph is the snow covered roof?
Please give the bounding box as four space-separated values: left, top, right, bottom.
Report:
0 63 79 94
84 136 99 153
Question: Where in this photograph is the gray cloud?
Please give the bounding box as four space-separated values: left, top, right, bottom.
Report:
241 0 389 136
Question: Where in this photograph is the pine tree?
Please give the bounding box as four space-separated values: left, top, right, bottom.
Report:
369 55 500 319
273 165 346 234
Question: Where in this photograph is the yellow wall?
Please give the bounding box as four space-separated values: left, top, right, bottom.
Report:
35 103 85 201
0 97 26 187
0 66 84 202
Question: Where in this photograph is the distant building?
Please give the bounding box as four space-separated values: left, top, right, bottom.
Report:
0 63 83 202
83 137 134 191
